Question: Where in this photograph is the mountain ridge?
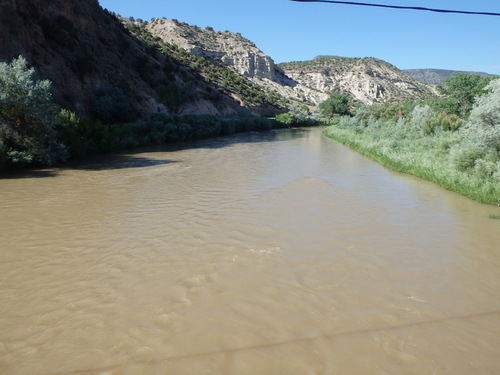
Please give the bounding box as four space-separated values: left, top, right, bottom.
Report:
1 0 450 120
145 19 437 106
403 69 491 84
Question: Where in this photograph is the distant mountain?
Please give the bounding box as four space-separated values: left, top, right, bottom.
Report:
403 69 490 85
280 57 436 105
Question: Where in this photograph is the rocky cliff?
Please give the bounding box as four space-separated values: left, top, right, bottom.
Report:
146 18 328 106
280 57 437 105
147 19 278 81
147 19 437 106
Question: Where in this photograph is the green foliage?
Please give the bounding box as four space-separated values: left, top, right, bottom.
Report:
321 84 500 205
464 78 500 150
319 93 351 117
156 82 181 112
0 56 67 168
156 80 196 114
275 113 294 126
276 104 318 127
421 112 462 134
56 108 281 160
90 85 135 123
410 105 433 128
438 73 497 117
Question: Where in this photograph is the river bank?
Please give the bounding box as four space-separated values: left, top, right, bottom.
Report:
323 122 500 206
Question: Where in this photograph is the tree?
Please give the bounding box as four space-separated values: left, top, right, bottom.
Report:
0 56 67 168
90 85 135 123
319 93 351 117
438 73 497 117
464 78 500 150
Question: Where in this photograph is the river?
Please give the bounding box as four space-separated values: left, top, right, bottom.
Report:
1 127 499 374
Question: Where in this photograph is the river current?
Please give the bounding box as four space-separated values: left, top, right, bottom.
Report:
1 128 499 374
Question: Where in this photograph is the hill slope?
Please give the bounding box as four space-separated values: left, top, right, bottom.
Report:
146 19 437 106
403 69 490 84
280 57 437 105
0 0 284 118
146 18 329 105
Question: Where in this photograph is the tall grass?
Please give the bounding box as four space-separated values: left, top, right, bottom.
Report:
323 112 500 205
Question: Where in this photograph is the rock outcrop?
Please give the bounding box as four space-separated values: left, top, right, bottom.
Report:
147 19 278 80
146 19 328 106
280 57 437 105
147 19 436 106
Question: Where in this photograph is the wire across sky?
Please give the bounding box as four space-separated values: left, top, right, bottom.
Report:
290 0 500 17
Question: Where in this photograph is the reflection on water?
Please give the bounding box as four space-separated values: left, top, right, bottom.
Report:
1 128 499 374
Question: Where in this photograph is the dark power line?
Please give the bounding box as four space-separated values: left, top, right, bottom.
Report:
290 0 500 17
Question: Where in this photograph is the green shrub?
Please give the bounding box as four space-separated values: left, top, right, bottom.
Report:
421 112 462 134
319 93 351 117
275 113 294 126
276 104 318 127
438 73 498 117
90 85 135 123
0 56 68 168
464 78 500 150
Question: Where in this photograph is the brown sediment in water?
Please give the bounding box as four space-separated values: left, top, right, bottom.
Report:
1 128 499 374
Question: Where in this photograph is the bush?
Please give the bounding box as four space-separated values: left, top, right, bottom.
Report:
464 78 500 150
410 105 433 128
319 93 351 117
156 82 180 112
421 112 462 134
90 85 135 123
438 73 497 117
0 56 67 168
276 104 318 127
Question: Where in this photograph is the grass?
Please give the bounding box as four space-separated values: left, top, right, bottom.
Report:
322 118 500 206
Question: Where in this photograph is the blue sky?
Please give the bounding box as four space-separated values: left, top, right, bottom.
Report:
97 0 500 74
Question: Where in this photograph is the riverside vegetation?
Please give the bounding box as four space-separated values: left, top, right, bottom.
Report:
2 55 499 207
0 56 313 171
321 73 500 205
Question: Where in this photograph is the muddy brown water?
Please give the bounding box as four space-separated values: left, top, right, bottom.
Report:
1 128 499 374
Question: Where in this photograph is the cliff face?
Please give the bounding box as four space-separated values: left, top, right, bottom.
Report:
147 19 278 80
280 57 437 105
146 19 328 106
0 0 242 117
146 19 436 106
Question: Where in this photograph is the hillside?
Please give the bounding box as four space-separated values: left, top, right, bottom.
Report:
145 19 437 106
121 18 286 114
1 0 441 119
146 18 329 105
403 69 491 84
0 0 284 118
280 57 437 105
